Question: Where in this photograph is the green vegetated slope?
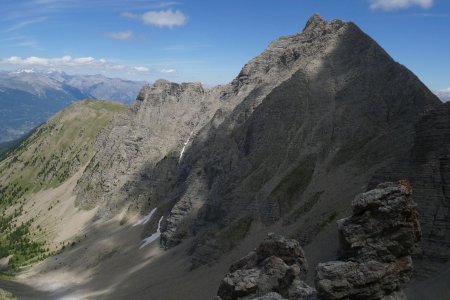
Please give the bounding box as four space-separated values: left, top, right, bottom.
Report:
0 99 127 270
0 288 17 300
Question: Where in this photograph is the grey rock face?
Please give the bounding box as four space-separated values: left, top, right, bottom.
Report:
74 14 439 272
315 181 421 300
371 102 450 278
250 292 287 300
74 80 221 215
217 234 316 300
409 103 450 265
159 13 438 265
316 259 411 300
75 10 329 219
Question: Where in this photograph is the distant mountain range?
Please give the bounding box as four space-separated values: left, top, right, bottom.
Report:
435 89 450 102
0 69 144 142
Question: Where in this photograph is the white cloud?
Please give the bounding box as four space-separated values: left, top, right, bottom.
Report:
142 10 186 27
103 30 134 40
160 69 176 74
121 11 137 18
0 55 150 73
73 56 95 64
123 9 187 28
5 17 47 32
370 0 433 11
4 55 97 67
134 66 150 72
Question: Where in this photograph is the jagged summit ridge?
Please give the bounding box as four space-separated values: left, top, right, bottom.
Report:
135 80 205 105
303 13 335 36
232 14 349 90
305 13 327 28
74 75 218 212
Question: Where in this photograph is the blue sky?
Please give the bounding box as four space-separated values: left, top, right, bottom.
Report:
0 0 448 90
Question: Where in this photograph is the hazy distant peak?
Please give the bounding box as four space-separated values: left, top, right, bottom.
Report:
14 68 37 74
434 89 450 102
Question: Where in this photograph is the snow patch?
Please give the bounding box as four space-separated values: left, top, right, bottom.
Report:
179 131 194 162
14 68 36 74
59 296 82 300
139 216 163 249
133 207 157 227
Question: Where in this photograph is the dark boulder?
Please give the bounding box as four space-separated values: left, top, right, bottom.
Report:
218 234 316 300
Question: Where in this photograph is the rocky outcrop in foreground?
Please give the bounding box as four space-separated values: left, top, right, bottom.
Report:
217 234 316 300
218 181 421 300
316 181 421 299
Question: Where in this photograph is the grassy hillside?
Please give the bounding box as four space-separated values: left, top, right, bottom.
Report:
0 130 36 161
0 99 127 270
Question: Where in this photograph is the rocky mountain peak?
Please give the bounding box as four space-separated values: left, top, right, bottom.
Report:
151 79 204 91
304 13 327 31
231 14 354 92
301 14 351 41
153 78 171 87
181 82 205 92
73 14 442 291
158 11 439 266
135 81 205 107
218 18 309 102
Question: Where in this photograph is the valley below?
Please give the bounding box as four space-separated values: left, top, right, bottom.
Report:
0 71 144 143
